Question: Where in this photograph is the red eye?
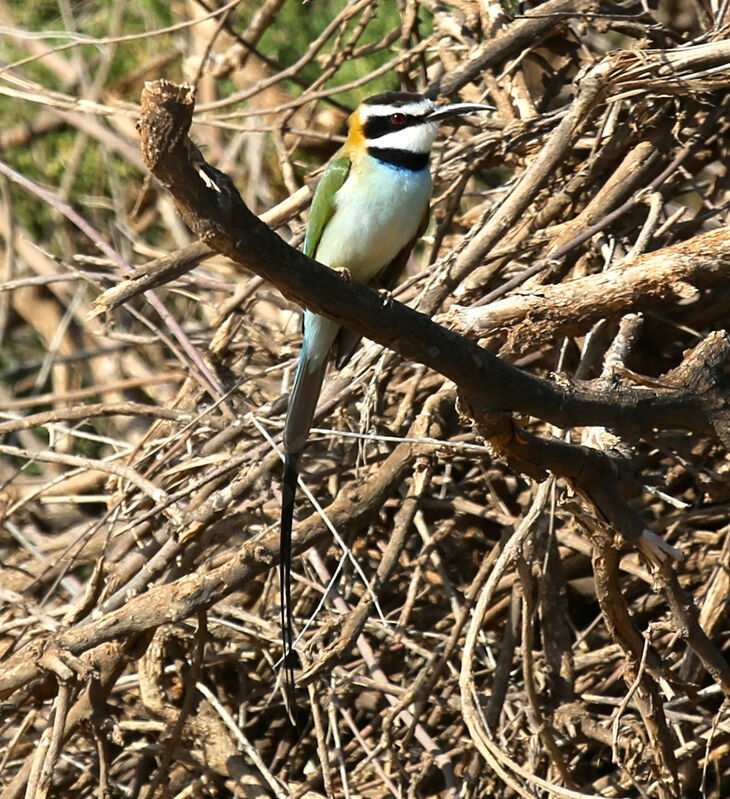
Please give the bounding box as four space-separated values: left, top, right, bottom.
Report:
390 112 406 125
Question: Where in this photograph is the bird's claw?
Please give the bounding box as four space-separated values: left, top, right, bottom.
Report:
334 266 353 283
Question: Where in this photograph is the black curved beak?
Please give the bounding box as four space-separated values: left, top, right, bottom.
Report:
427 102 495 122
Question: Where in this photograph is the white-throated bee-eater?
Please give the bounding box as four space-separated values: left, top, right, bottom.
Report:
280 90 492 716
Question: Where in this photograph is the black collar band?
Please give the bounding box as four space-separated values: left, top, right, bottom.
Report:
368 147 429 171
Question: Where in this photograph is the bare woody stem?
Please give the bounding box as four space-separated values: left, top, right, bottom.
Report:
136 79 730 447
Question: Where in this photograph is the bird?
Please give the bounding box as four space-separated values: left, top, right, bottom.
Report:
279 90 492 715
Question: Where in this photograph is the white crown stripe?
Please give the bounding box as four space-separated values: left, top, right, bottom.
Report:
359 100 434 119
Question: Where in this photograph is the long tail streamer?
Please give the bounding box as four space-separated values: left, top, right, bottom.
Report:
280 451 299 719
280 336 328 722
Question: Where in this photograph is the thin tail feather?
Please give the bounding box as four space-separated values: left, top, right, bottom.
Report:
280 452 298 719
280 348 328 722
284 350 328 455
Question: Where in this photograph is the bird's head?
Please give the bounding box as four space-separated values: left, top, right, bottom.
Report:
345 91 492 163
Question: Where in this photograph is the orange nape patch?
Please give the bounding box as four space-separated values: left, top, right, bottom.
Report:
344 107 365 153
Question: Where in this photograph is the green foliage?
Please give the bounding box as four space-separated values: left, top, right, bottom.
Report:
0 1 179 247
1 0 176 95
257 0 433 106
499 0 520 14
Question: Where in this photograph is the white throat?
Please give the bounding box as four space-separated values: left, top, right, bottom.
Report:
367 122 438 154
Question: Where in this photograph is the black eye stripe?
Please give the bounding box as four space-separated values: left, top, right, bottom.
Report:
363 114 429 140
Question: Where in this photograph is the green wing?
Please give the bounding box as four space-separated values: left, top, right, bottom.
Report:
304 155 351 259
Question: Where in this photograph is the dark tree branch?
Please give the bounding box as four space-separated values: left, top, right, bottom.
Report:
135 80 730 448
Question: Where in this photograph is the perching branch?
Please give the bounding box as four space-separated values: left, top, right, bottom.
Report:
135 80 730 448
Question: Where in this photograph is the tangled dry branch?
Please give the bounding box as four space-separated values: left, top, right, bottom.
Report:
2 2 730 798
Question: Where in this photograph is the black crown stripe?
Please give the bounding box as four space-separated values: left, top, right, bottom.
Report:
362 90 424 106
367 147 429 172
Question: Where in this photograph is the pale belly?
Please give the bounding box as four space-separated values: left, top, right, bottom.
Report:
302 161 430 370
313 163 431 282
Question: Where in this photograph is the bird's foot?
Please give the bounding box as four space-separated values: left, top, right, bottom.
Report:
378 288 395 307
333 266 353 283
